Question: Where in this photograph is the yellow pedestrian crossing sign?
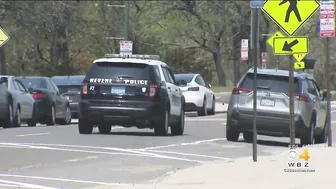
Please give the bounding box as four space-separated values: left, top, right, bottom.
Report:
262 0 320 36
294 61 305 70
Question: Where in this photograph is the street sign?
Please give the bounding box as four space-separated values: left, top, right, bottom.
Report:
0 27 10 48
294 61 305 69
320 0 335 37
262 0 321 36
267 31 284 47
120 40 133 56
240 39 248 61
250 0 264 8
273 37 308 55
293 53 307 62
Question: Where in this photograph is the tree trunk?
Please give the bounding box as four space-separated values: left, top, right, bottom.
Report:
212 52 226 86
0 46 6 75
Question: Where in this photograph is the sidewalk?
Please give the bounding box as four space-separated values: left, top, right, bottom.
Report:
94 144 336 189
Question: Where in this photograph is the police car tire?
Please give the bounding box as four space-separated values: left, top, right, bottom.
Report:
78 119 93 134
171 107 185 135
154 110 169 136
243 132 253 141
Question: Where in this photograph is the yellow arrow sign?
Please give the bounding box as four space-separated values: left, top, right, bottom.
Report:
294 61 305 70
262 0 320 36
0 27 9 48
267 31 284 47
273 37 308 55
293 53 307 62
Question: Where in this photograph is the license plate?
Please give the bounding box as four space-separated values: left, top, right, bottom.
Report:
111 86 125 95
260 98 275 107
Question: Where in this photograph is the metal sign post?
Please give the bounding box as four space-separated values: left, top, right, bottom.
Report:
320 0 334 146
288 56 295 147
251 7 260 162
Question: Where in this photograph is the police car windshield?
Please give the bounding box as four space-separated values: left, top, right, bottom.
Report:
86 62 150 80
240 73 300 93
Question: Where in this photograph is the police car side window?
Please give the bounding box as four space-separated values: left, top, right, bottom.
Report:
153 65 161 80
161 66 173 83
167 68 176 84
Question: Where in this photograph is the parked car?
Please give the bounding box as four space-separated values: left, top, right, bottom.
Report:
226 68 327 146
51 75 85 118
17 76 72 126
174 73 215 116
0 76 37 128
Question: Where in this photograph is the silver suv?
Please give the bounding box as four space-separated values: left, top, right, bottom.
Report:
226 68 327 146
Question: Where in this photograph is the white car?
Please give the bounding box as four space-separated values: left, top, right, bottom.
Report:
174 73 215 116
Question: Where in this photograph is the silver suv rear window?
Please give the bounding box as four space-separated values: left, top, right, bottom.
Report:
239 73 300 93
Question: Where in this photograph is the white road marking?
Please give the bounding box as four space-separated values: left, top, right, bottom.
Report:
141 150 233 161
0 143 204 163
137 138 227 150
16 133 50 137
0 174 137 186
0 178 58 189
63 156 98 163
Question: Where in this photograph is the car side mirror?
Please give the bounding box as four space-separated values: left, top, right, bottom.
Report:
207 84 212 88
28 87 34 94
0 77 8 84
176 80 187 86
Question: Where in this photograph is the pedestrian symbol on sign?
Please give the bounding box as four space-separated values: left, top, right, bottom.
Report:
279 0 302 23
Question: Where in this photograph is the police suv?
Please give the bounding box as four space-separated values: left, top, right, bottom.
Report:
79 54 185 136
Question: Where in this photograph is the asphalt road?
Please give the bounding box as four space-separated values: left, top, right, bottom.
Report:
0 110 336 189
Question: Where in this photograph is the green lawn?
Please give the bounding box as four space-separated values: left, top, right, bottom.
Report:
211 86 234 93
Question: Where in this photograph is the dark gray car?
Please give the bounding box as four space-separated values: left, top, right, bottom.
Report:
51 75 84 118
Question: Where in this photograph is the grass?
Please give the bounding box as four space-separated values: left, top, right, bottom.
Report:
210 86 233 93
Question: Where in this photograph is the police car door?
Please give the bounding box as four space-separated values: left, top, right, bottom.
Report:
161 66 179 116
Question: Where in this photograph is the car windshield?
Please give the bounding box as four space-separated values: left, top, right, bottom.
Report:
239 73 300 93
174 74 195 83
51 76 84 86
19 78 47 89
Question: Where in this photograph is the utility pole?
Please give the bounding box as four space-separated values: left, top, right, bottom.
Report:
288 55 295 147
124 0 129 40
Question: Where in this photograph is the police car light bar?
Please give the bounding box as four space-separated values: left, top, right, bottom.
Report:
104 54 160 60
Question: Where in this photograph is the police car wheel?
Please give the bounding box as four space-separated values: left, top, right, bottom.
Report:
78 119 94 134
171 108 185 135
154 109 169 136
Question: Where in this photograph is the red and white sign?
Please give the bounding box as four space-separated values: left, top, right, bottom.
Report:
120 40 133 55
320 0 335 37
240 39 248 61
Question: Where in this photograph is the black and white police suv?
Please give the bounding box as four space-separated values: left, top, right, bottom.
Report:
79 54 185 136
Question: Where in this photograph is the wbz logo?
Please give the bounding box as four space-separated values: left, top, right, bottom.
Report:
287 147 310 168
